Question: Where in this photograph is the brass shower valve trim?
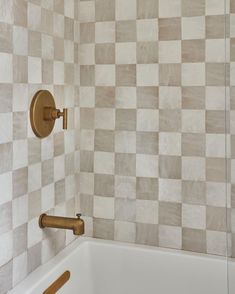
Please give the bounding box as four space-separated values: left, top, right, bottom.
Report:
30 90 68 138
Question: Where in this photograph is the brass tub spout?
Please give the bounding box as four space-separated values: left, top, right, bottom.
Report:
39 213 85 236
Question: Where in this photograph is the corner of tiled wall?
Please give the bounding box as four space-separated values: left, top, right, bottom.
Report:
0 0 80 292
79 0 232 259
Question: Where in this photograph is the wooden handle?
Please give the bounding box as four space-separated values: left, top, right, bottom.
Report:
43 271 70 294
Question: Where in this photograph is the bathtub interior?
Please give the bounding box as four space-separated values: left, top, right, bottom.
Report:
9 238 230 294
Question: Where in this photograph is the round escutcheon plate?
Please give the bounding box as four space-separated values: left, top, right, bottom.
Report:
30 90 56 138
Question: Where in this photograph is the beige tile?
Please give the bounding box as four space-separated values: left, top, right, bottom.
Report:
115 153 136 176
206 15 228 39
137 0 158 19
137 42 158 64
182 40 205 63
13 0 27 27
206 158 227 182
159 18 181 41
0 23 12 53
116 109 136 131
137 132 158 155
159 110 181 132
137 87 158 109
207 206 227 231
159 156 181 179
95 174 114 197
93 218 114 240
159 64 181 86
116 21 137 42
182 228 206 253
95 130 114 152
95 0 115 21
159 202 182 226
80 23 95 44
182 181 206 205
182 134 205 157
182 0 205 17
136 177 158 200
206 63 229 86
116 65 136 87
80 65 95 86
136 223 158 246
182 86 205 109
206 110 226 134
96 87 115 108
95 44 115 64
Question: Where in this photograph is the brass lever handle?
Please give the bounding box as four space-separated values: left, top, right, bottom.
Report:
44 107 68 130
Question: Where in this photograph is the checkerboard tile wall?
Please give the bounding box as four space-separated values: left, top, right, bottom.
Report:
79 0 232 260
0 0 80 292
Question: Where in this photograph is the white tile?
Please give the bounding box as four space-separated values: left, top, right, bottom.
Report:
137 109 159 131
182 157 205 181
159 87 182 109
159 225 182 249
54 155 65 182
0 172 12 205
94 152 114 174
116 43 137 64
207 231 227 255
206 0 229 15
13 195 28 229
159 133 181 156
28 163 41 193
159 0 181 17
13 252 27 287
27 217 43 248
115 176 136 199
137 64 159 86
0 53 13 83
13 26 28 56
94 196 114 219
159 41 181 64
116 87 137 109
28 57 42 84
114 221 136 242
95 22 115 43
159 179 182 203
95 65 115 86
206 134 226 158
0 231 12 267
182 16 205 40
182 204 206 229
13 140 28 170
206 182 227 207
115 131 136 153
182 110 205 133
0 113 12 143
53 61 64 85
95 108 115 130
116 0 136 20
182 63 205 86
13 84 28 112
136 154 158 178
0 0 13 24
136 200 158 224
41 184 55 212
137 19 158 42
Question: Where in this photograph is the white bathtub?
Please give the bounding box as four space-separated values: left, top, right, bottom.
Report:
9 237 233 294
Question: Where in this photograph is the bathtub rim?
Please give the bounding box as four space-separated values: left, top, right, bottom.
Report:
8 236 234 294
